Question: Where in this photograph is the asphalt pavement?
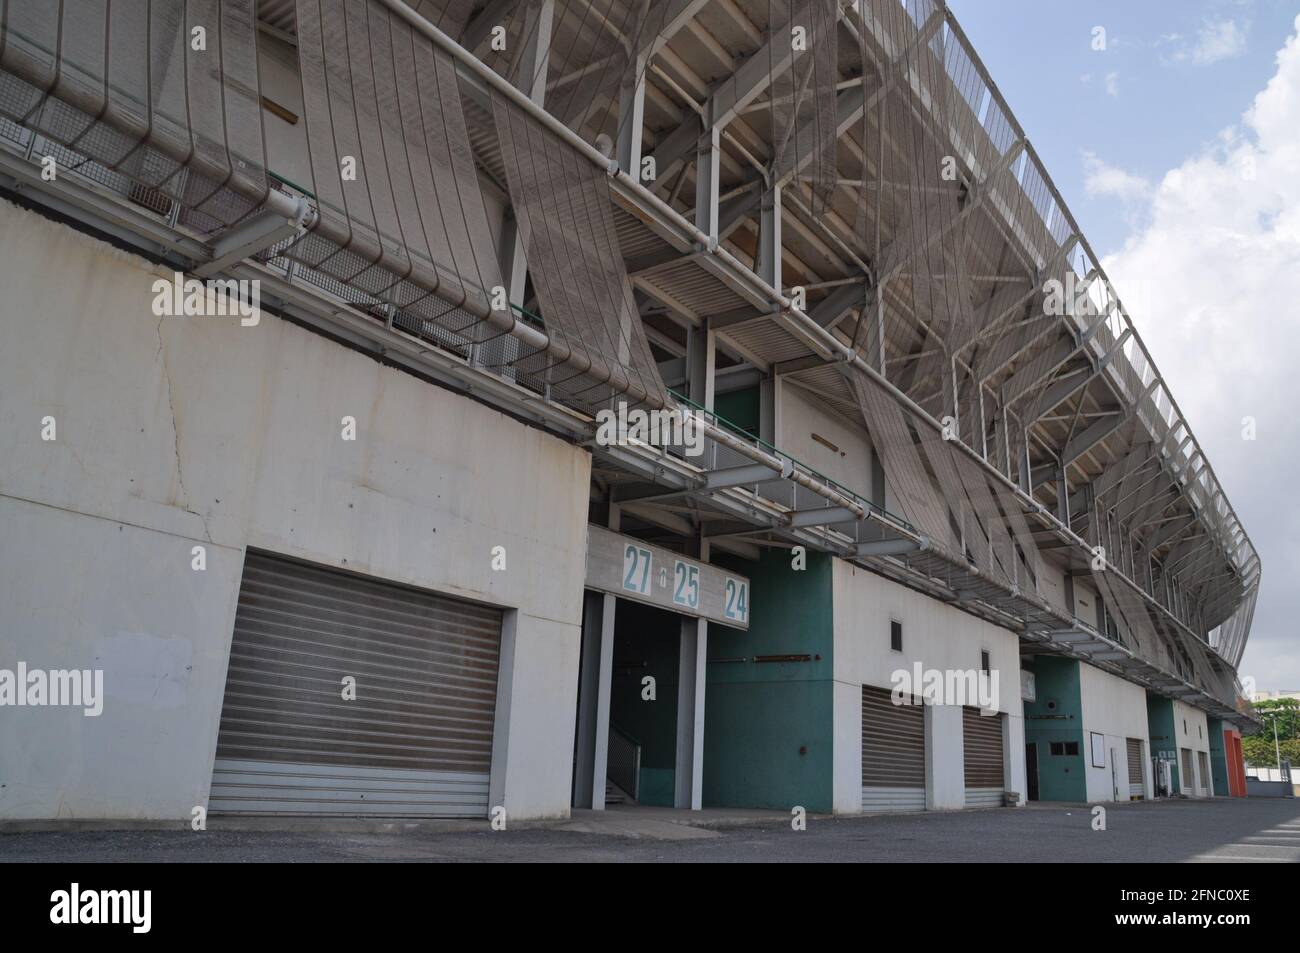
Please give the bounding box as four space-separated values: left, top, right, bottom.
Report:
3 797 1297 862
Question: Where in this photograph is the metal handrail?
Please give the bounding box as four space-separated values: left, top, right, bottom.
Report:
606 724 641 803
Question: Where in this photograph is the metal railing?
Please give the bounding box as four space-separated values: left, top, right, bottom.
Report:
606 725 641 803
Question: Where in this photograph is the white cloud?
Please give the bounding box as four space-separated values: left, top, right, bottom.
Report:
1099 16 1300 691
1168 17 1250 65
1194 18 1249 64
1082 151 1151 202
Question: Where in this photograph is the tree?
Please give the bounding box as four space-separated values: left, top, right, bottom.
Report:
1242 736 1300 768
1243 699 1300 767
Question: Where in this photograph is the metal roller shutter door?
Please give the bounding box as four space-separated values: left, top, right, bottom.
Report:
861 685 927 812
963 706 1005 806
209 551 502 817
1197 751 1211 796
1180 748 1196 796
1126 738 1144 799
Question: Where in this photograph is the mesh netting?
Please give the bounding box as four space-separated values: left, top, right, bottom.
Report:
0 0 268 233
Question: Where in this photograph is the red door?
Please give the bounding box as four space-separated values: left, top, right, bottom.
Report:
1225 729 1247 797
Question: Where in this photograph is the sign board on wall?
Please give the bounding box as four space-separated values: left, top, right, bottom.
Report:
585 525 750 629
1020 670 1036 702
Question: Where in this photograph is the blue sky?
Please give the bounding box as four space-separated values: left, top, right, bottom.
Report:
948 0 1300 255
946 1 1300 694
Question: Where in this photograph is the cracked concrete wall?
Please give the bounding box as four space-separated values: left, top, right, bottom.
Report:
0 199 591 820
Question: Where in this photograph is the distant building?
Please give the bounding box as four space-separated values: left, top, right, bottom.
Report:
1251 691 1300 703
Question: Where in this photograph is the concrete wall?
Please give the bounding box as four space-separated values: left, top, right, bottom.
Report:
775 381 876 504
1037 560 1070 618
258 32 313 194
831 560 1025 812
1079 663 1153 802
1073 579 1101 629
0 200 591 821
1172 700 1213 797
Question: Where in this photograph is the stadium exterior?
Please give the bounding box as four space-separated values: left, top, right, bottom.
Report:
0 0 1260 822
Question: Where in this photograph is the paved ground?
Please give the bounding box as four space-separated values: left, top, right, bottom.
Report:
2 798 1297 862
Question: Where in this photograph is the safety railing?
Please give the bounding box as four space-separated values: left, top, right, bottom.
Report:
607 725 641 803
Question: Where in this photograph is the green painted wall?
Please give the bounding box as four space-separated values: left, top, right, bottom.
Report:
714 386 760 438
1022 656 1086 802
704 549 835 811
1207 716 1229 797
1146 694 1180 792
610 600 680 806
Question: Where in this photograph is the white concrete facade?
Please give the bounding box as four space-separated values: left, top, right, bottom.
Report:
1078 663 1153 802
830 560 1026 813
1172 700 1214 797
775 380 877 504
0 200 591 821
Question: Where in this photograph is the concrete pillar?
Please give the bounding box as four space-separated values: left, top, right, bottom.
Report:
489 610 585 820
616 59 646 178
687 323 716 412
494 0 553 372
832 681 864 814
695 125 720 243
1004 710 1026 806
571 591 604 808
927 704 966 809
487 610 517 813
759 377 776 444
590 503 621 810
590 593 616 810
674 616 707 810
757 183 781 290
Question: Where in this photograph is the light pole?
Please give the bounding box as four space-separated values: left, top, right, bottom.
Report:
1267 713 1282 771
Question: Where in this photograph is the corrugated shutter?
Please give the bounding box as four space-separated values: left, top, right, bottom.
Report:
209 551 502 817
1197 751 1210 795
1180 748 1195 795
861 685 926 812
1126 737 1144 798
963 706 1004 806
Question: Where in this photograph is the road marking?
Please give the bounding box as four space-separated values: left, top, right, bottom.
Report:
1188 854 1291 863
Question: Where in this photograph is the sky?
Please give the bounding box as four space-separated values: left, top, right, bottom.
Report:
946 0 1300 694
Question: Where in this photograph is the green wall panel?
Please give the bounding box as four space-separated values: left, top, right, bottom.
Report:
1207 716 1229 797
704 549 834 811
1146 694 1180 792
713 386 761 438
1023 656 1086 802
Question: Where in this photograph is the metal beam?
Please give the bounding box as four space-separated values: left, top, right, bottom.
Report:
789 505 858 528
195 208 307 278
856 538 924 557
1061 410 1127 466
810 279 867 329
643 0 712 59
706 0 828 131
705 462 785 489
